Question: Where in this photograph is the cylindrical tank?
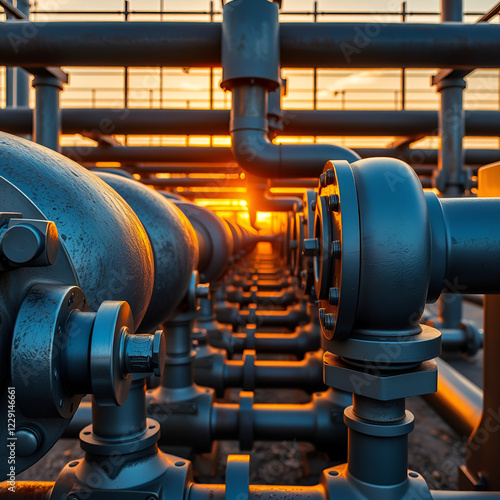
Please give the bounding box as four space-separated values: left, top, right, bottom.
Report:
174 202 233 283
96 173 199 330
225 218 243 258
0 132 154 326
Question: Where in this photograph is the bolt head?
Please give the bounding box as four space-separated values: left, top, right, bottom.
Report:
324 313 336 330
327 194 339 212
303 238 319 257
331 240 341 259
329 287 339 306
1 219 58 267
319 307 336 330
152 330 166 377
326 168 336 185
320 173 327 188
1 224 41 264
16 428 40 457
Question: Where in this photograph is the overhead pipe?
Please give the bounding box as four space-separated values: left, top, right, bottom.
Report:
61 144 500 167
62 145 235 164
5 108 500 137
3 21 500 69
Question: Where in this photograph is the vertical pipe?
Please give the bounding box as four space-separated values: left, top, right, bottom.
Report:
347 396 409 486
401 1 406 110
5 1 15 108
6 69 14 108
313 2 318 112
32 76 63 152
16 0 30 108
435 0 465 197
91 379 147 440
124 0 129 109
434 0 465 329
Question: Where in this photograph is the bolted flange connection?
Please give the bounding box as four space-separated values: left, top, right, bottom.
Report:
11 285 167 417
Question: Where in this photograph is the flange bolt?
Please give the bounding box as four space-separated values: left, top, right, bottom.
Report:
303 238 320 256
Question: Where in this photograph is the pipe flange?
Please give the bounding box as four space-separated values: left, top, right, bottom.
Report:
225 454 250 500
323 324 442 365
11 284 88 419
314 161 360 340
292 211 305 278
79 418 160 455
90 301 134 406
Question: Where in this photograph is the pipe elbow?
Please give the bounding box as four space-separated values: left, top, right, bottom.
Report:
280 143 361 177
231 129 279 178
231 128 360 178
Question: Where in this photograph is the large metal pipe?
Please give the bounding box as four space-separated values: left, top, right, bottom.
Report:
3 22 500 68
424 358 482 437
4 109 500 137
61 145 500 167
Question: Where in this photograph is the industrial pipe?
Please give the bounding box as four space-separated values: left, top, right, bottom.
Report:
4 108 500 137
59 145 500 168
3 22 500 69
424 358 482 437
229 84 360 179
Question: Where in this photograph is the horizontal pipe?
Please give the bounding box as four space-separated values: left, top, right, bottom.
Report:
141 177 246 187
0 482 53 499
62 145 235 164
133 164 241 174
431 492 500 499
60 145 500 168
230 329 321 355
3 22 500 68
6 482 500 500
0 22 221 67
222 355 325 392
280 22 500 69
423 358 482 437
212 402 317 442
189 484 327 500
4 109 500 137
